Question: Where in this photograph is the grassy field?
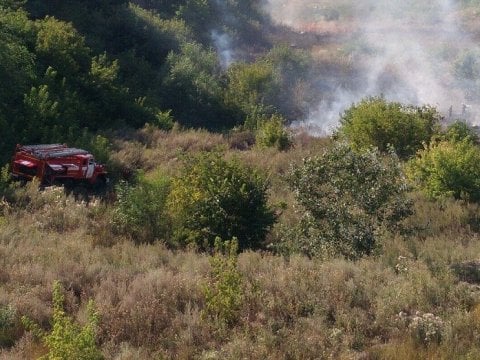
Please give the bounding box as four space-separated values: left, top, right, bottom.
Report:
0 127 480 359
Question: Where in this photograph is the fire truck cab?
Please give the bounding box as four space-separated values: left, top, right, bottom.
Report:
11 144 108 187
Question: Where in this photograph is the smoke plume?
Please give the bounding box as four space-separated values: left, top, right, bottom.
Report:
211 0 236 69
211 29 234 68
263 0 479 133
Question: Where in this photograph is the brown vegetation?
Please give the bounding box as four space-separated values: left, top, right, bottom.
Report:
0 128 480 359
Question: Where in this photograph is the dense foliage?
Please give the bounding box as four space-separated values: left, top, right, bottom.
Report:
168 153 276 250
442 120 480 144
338 97 441 158
287 142 412 258
255 114 292 151
407 139 480 201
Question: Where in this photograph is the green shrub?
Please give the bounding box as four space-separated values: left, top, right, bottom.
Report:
255 114 292 151
72 130 112 165
168 152 276 250
22 280 103 360
153 109 174 131
0 304 18 347
442 120 479 144
407 139 480 201
286 142 412 259
202 238 243 328
113 172 171 244
338 97 441 158
0 163 11 198
225 61 276 117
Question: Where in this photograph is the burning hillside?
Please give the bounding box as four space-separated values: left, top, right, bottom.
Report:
262 0 480 132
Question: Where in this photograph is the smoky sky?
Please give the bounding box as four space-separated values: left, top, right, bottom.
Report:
263 0 479 133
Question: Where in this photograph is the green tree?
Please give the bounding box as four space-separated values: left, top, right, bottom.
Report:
127 4 192 66
168 153 276 250
22 280 103 360
262 45 313 119
225 60 276 117
22 84 59 143
287 142 412 259
0 8 35 108
454 50 480 100
35 16 91 76
0 8 35 160
175 0 213 39
407 139 480 201
338 97 441 158
162 42 234 129
0 0 26 10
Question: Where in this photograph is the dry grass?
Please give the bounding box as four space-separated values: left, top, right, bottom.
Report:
1 130 480 358
111 127 226 176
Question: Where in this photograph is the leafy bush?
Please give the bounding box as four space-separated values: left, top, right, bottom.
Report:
442 120 479 144
113 173 171 244
286 142 412 259
0 164 11 199
338 97 441 158
407 139 480 201
202 238 243 328
22 280 103 360
168 152 276 250
0 304 18 347
152 109 174 131
255 114 292 151
225 61 276 118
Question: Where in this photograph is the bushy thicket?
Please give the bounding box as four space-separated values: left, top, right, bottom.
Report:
202 238 244 329
442 120 480 144
1 126 480 358
108 150 276 250
285 142 412 259
255 114 292 151
0 5 155 162
407 139 480 201
0 0 316 163
338 97 442 158
168 153 276 250
113 173 171 244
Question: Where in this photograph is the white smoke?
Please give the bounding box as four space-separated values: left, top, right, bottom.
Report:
211 29 234 69
264 0 479 133
211 0 236 69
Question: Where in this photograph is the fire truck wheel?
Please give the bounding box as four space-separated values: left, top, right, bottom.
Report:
73 185 89 202
93 176 108 194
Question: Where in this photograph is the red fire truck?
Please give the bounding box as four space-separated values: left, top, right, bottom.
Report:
11 144 108 188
